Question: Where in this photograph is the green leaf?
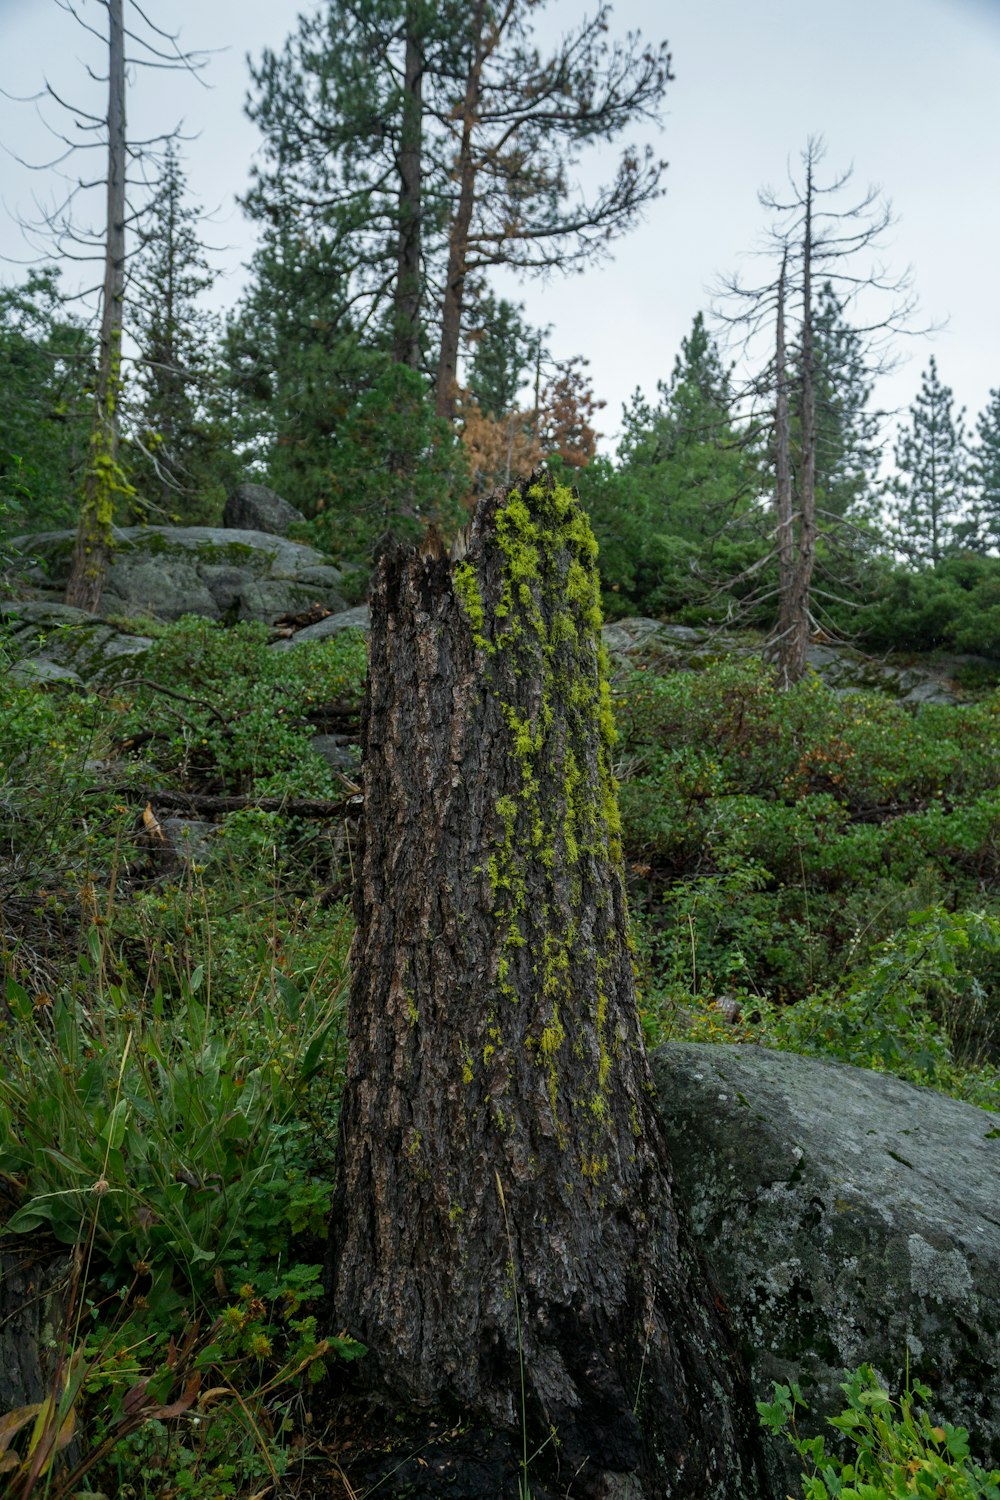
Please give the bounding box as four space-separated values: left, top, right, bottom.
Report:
300 1019 336 1083
5 978 32 1022
275 974 303 1021
101 1098 129 1151
3 1204 53 1234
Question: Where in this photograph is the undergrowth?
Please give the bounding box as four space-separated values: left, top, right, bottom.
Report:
623 658 1000 1110
759 1365 1000 1498
2 619 999 1492
0 618 367 1496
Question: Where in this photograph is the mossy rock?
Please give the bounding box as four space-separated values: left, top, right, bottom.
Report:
652 1042 1000 1495
9 526 346 624
2 600 152 686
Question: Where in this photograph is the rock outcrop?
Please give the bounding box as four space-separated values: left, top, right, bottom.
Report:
222 481 305 537
11 526 344 625
2 601 154 687
602 616 998 705
652 1042 1000 1494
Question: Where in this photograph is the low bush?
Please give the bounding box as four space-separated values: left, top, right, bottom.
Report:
759 1364 1000 1499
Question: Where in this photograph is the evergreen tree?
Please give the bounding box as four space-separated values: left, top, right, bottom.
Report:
0 269 93 536
459 299 602 493
465 294 534 419
576 313 763 617
129 143 220 522
224 225 367 507
891 356 968 568
224 225 465 563
805 282 881 522
245 0 670 422
459 296 541 494
968 387 1000 553
617 312 758 542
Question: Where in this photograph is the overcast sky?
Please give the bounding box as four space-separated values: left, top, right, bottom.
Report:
1 0 998 455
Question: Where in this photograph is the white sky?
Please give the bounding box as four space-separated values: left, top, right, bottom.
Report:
1 0 998 455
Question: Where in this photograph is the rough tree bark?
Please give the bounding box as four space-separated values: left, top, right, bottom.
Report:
65 0 127 612
326 474 766 1498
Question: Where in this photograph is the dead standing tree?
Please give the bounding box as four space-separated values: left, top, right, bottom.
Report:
12 0 207 609
64 0 126 610
718 136 917 685
326 473 766 1497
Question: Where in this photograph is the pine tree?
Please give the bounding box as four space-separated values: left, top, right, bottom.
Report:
804 282 880 522
244 0 462 370
0 269 93 535
573 314 762 618
968 387 1000 553
129 143 219 522
224 224 466 562
891 356 968 568
616 311 757 543
465 294 534 419
66 0 127 610
245 1 671 422
720 138 915 681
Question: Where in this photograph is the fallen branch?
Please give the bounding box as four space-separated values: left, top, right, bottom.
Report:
137 788 361 819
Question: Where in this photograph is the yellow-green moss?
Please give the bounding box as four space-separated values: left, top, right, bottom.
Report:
454 560 491 651
453 479 625 1162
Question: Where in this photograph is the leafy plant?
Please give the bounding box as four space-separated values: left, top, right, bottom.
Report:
0 921 349 1312
758 1365 1000 1499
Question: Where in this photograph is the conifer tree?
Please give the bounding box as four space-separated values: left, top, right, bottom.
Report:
54 0 206 609
891 356 968 568
805 282 880 522
719 138 915 681
573 313 762 617
224 225 465 561
0 269 93 535
465 293 534 420
616 311 757 543
969 387 1000 553
65 0 127 610
129 143 219 521
245 0 670 422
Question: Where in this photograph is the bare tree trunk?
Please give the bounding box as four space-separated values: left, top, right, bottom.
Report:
66 0 126 612
771 249 795 682
773 159 818 686
393 0 424 370
326 473 767 1498
435 0 487 421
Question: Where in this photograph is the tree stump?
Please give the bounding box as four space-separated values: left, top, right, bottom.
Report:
326 475 765 1497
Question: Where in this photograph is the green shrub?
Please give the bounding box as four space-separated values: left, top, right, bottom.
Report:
0 912 350 1314
759 1365 1000 1499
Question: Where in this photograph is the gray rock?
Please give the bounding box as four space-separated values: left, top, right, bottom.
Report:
602 616 993 704
310 733 361 772
9 657 84 687
269 604 371 650
223 481 305 536
9 526 345 625
234 579 342 624
652 1042 1000 1494
2 600 152 686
